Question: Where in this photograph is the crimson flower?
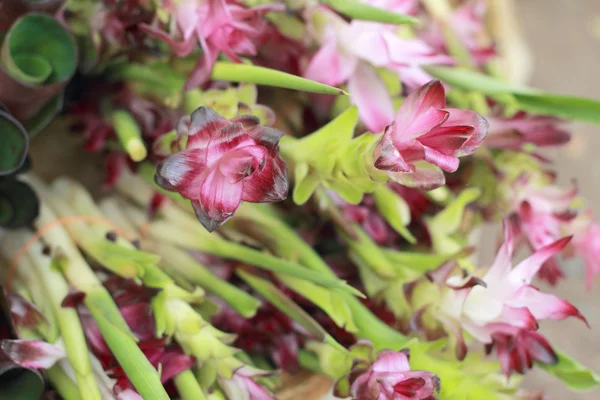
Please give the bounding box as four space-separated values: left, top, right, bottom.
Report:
212 302 306 372
485 324 558 376
155 107 288 232
374 80 488 188
486 112 571 151
350 350 440 400
141 0 282 88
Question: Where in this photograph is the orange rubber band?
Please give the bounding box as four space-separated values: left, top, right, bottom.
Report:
6 215 135 292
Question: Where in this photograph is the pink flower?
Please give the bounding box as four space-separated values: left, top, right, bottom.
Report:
424 0 495 65
155 107 288 231
573 220 600 290
141 0 282 89
350 350 440 400
486 324 557 376
373 80 488 188
0 339 64 370
486 112 571 150
303 8 452 132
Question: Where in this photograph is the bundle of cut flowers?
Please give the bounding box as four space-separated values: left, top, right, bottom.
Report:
1 0 600 399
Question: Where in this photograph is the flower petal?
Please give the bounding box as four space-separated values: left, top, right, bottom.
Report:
374 127 413 172
388 161 445 190
372 350 410 373
443 108 489 156
304 36 357 87
186 107 230 150
196 169 244 231
242 153 288 203
394 80 447 137
156 148 208 199
510 236 572 284
0 340 64 369
348 62 395 133
511 285 588 325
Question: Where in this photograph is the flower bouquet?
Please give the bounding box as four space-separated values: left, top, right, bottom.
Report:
1 1 599 399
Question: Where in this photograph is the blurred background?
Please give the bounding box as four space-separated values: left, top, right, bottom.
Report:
514 0 600 398
28 1 600 398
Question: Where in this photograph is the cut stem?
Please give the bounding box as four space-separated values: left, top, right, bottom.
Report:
174 370 208 400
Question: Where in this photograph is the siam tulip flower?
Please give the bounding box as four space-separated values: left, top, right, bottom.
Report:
486 112 571 151
373 80 488 188
304 7 453 132
141 0 283 88
349 349 440 400
155 107 288 232
485 324 558 376
438 221 586 354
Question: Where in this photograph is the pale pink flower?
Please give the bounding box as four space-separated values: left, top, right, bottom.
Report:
155 107 288 231
304 8 452 132
373 80 488 188
350 350 440 400
573 219 600 290
141 0 282 88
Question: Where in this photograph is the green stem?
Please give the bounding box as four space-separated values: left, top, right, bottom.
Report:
152 241 261 318
174 370 208 400
47 365 83 400
26 178 169 400
109 110 147 162
297 349 322 374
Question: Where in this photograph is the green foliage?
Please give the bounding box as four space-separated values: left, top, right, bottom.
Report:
538 350 600 391
426 66 600 123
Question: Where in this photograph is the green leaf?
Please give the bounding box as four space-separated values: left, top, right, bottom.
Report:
321 0 419 25
538 350 600 391
0 109 28 176
372 185 416 244
0 179 39 228
425 66 600 124
513 92 600 123
210 62 346 95
292 162 320 205
2 14 77 85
